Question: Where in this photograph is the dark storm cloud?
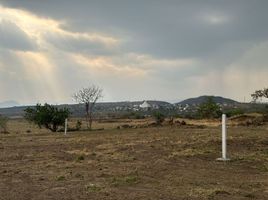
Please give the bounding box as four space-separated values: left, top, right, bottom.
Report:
1 0 268 103
2 0 268 59
0 20 36 51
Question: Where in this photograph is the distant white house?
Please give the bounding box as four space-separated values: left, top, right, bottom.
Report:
140 101 152 110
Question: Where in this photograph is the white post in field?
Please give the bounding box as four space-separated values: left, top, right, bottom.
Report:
64 118 68 135
217 114 230 161
222 114 227 159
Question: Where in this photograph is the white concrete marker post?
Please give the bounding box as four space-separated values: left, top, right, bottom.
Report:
222 114 227 159
217 114 230 161
64 118 68 135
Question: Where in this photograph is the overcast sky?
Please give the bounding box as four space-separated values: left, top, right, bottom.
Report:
0 0 268 104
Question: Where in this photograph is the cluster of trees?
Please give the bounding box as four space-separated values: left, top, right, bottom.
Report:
24 84 103 132
191 88 268 119
152 97 222 123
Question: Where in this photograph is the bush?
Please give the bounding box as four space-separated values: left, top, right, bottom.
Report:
153 112 165 125
226 108 245 117
24 103 70 132
122 112 145 119
0 115 8 133
76 120 82 130
77 155 85 161
133 113 145 119
197 97 222 119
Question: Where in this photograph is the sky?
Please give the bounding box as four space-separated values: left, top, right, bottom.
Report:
0 0 268 105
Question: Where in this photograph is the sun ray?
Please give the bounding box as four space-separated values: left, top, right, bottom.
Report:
12 51 64 103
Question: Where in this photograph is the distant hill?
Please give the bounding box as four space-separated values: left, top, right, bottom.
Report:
0 100 20 108
177 95 239 105
0 100 172 118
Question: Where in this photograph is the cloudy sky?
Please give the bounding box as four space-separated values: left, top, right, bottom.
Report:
0 0 268 105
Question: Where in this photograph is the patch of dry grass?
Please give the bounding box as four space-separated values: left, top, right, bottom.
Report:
0 119 268 200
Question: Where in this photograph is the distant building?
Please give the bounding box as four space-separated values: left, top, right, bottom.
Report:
140 101 152 111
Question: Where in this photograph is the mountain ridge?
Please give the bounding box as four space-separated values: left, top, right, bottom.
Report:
0 100 172 117
0 100 20 108
177 95 239 105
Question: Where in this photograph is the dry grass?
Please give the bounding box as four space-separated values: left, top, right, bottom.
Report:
0 119 268 199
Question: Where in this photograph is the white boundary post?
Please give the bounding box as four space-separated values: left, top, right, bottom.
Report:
222 114 227 159
64 118 68 135
217 114 230 161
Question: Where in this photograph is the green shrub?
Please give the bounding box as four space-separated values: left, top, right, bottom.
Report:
56 175 65 181
77 155 85 161
24 103 70 132
153 112 165 125
226 108 245 117
133 113 145 119
197 97 222 119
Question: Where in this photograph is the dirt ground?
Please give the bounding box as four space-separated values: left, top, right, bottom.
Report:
0 119 268 200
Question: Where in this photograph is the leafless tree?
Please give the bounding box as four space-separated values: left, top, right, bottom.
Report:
251 88 268 102
73 85 103 130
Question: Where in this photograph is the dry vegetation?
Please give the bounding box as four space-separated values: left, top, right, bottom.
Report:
0 118 268 200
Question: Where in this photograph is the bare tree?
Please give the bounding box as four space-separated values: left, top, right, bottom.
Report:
251 88 268 102
73 85 103 130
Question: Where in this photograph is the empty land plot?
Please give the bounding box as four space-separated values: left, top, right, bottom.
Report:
0 120 268 200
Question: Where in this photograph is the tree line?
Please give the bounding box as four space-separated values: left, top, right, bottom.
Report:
1 86 267 133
